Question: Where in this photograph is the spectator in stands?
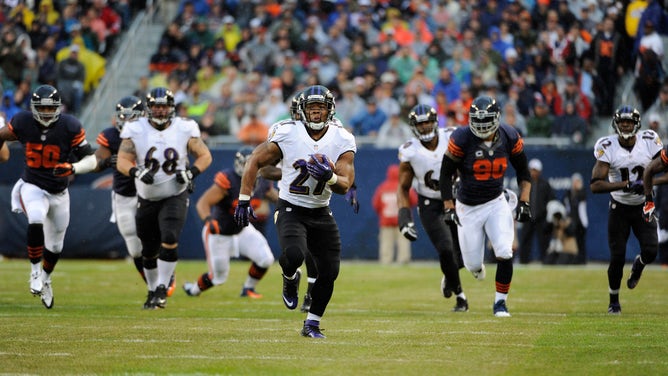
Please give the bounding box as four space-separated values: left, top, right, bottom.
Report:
591 16 623 116
647 113 667 140
564 172 589 264
644 83 668 128
56 44 85 114
91 0 121 56
237 112 268 146
0 28 25 88
526 100 554 138
562 75 593 123
0 90 20 121
553 101 588 145
544 199 578 265
149 41 180 75
186 18 214 49
500 101 527 137
375 109 411 149
239 19 279 74
335 80 365 129
258 88 287 126
350 97 387 137
633 20 664 111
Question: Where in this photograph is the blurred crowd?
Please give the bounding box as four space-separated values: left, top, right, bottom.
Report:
142 0 668 148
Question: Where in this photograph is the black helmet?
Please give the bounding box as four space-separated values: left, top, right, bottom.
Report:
299 85 335 131
234 146 254 176
612 105 641 140
469 95 500 139
145 87 175 127
31 85 62 127
408 104 438 142
115 96 145 130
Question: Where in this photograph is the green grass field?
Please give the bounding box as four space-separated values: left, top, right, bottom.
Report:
1 258 667 375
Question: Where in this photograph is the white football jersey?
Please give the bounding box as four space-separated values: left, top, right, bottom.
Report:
270 120 356 208
121 117 200 201
398 128 454 199
593 129 663 205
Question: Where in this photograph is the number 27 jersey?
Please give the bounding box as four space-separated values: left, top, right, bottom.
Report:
594 130 663 205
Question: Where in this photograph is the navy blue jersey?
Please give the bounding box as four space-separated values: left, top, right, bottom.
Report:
9 111 89 193
96 126 136 197
210 168 273 235
447 124 524 206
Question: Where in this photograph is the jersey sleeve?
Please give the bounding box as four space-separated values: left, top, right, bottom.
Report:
397 140 416 163
119 121 139 139
267 120 292 144
593 137 612 164
447 128 467 159
214 171 231 190
179 118 201 138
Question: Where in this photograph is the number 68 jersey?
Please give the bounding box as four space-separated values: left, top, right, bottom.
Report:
121 117 200 201
593 129 663 206
270 120 356 208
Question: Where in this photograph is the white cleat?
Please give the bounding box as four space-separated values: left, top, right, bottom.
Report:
30 270 43 295
472 264 486 281
182 282 201 297
41 278 54 309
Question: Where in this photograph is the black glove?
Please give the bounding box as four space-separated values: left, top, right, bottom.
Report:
345 184 359 213
204 215 221 234
443 208 461 226
176 166 200 184
643 196 657 223
398 207 417 241
130 167 155 184
234 198 256 227
515 201 532 222
623 180 645 195
306 154 334 182
53 162 74 177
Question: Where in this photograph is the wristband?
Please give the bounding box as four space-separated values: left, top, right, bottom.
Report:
327 173 338 186
129 167 138 177
239 194 251 201
646 195 654 202
190 166 201 179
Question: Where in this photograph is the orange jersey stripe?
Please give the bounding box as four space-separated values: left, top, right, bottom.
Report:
71 129 86 146
7 122 16 137
96 133 110 147
447 138 464 158
511 137 524 155
214 172 231 189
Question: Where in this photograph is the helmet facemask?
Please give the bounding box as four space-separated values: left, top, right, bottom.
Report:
469 96 501 139
299 85 335 131
612 106 641 140
30 85 62 127
408 104 438 142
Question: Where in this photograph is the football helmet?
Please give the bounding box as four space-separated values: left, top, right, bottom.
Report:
469 95 500 139
290 92 302 121
234 146 254 176
115 96 145 130
408 104 438 142
30 85 62 127
145 87 175 128
299 85 335 131
612 105 641 140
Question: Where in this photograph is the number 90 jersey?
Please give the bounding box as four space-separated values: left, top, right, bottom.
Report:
594 129 663 206
398 128 453 199
270 120 356 208
120 117 200 201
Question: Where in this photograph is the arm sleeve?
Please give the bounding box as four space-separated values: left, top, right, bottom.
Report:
510 151 530 185
440 155 458 200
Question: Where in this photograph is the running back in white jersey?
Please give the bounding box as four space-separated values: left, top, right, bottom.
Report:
398 128 454 199
121 117 201 201
593 129 663 205
270 120 356 208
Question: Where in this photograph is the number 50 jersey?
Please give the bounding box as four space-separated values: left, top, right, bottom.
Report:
120 117 200 201
593 129 663 206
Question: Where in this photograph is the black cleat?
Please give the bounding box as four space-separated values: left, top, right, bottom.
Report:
143 290 156 309
627 255 644 290
281 269 301 310
452 297 469 312
300 293 312 313
151 285 167 309
608 302 622 315
301 320 326 338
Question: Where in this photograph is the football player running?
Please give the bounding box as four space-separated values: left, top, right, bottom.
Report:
94 96 176 296
0 85 98 309
117 87 212 309
397 104 468 312
182 146 276 298
591 106 663 314
440 95 532 317
235 85 356 338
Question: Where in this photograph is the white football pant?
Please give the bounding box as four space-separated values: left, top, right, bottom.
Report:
110 192 142 258
17 180 70 254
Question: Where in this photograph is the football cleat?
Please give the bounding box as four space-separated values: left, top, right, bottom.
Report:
41 278 54 309
166 274 176 297
441 276 453 298
281 269 301 310
627 255 644 290
300 293 312 313
182 282 200 297
29 270 43 295
472 264 486 281
301 320 326 338
453 297 469 312
608 302 622 315
151 285 167 309
493 300 511 317
143 290 156 309
240 287 263 299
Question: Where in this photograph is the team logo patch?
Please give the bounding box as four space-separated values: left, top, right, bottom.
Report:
595 148 604 158
475 150 484 159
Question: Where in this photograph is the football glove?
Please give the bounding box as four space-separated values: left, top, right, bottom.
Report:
345 184 359 214
204 216 221 234
515 201 532 222
643 199 657 223
130 167 155 184
53 162 74 177
234 199 256 227
306 154 334 183
443 208 461 226
400 223 418 241
624 180 645 195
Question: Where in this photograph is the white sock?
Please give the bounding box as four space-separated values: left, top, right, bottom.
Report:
495 292 508 303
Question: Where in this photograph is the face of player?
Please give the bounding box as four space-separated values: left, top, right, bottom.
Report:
304 102 328 124
617 119 635 135
35 105 58 123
